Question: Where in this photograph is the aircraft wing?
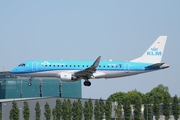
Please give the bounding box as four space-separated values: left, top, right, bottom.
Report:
74 56 101 78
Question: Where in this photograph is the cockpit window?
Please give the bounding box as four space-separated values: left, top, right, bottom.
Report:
18 63 26 66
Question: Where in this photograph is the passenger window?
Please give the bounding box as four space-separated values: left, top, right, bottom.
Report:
99 66 101 67
104 66 105 67
82 65 84 67
119 64 122 68
57 65 59 67
49 65 51 67
66 65 67 67
86 65 88 67
53 65 55 67
62 65 63 67
45 65 47 67
78 65 80 67
74 65 76 67
70 65 71 67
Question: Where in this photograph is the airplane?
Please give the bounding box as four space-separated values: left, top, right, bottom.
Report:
10 36 169 86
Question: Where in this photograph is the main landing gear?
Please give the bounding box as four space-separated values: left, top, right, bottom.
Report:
28 77 33 86
84 80 91 86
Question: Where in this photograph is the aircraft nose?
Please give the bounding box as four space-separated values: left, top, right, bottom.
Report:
10 68 18 74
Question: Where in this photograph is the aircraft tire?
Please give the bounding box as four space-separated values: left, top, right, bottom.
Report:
84 81 91 86
88 82 91 86
28 82 32 86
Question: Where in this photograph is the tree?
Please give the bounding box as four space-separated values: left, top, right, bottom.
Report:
114 101 121 120
72 99 83 120
0 109 2 120
108 92 126 103
52 108 56 120
133 94 142 120
23 101 30 120
44 102 51 120
163 93 171 120
77 99 83 120
99 98 105 120
126 90 144 104
55 99 62 120
105 99 112 120
172 95 180 120
144 104 153 120
153 93 160 120
144 104 148 120
123 96 131 120
94 99 101 120
83 101 90 120
149 84 171 103
88 99 93 120
84 99 93 120
144 93 153 120
62 98 72 120
9 100 20 120
72 100 78 120
35 101 41 120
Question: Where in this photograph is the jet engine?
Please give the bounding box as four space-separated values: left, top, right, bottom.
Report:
60 73 77 81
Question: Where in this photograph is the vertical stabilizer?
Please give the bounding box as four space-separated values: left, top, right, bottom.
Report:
131 36 167 63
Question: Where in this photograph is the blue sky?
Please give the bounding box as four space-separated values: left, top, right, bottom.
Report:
0 1 179 99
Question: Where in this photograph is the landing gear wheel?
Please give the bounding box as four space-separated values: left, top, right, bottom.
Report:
28 77 33 86
84 81 91 86
28 82 32 86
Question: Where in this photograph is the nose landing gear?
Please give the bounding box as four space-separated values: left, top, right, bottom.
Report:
28 77 33 86
28 82 32 86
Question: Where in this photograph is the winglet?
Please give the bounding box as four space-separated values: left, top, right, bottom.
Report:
92 56 101 68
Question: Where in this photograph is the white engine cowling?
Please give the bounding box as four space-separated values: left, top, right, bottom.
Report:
60 73 77 82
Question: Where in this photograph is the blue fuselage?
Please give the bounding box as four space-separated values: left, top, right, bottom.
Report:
10 60 161 80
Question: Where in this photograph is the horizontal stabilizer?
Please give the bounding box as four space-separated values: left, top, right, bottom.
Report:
145 63 165 68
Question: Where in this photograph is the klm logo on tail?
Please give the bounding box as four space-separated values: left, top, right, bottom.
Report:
147 47 162 56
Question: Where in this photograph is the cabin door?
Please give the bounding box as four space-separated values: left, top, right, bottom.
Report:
124 62 130 73
32 62 38 71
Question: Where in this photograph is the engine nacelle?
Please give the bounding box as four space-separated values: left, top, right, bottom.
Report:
60 73 77 82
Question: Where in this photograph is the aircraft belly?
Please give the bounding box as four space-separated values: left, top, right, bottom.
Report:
12 70 75 78
102 70 145 79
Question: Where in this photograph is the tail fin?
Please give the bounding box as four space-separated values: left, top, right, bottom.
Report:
131 36 167 63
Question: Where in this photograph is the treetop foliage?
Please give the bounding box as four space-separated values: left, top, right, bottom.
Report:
35 101 41 120
108 84 171 105
44 102 51 120
23 101 30 120
9 100 20 120
172 95 180 120
84 98 93 120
